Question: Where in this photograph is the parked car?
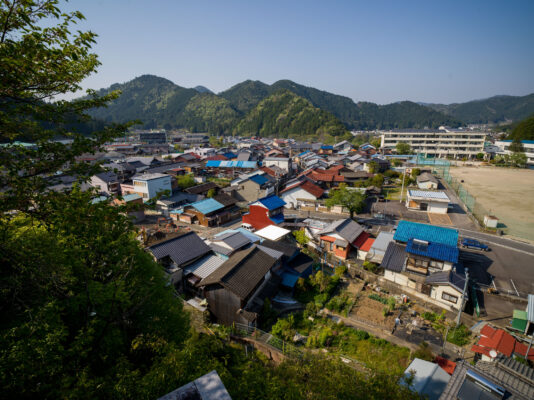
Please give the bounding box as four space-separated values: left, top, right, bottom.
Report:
241 223 256 232
461 238 490 251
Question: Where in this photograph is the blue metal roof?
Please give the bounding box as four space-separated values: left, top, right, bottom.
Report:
222 152 237 159
394 221 458 247
206 160 257 168
320 145 333 150
406 238 459 263
249 174 268 186
298 151 310 156
190 198 224 214
257 195 286 210
500 140 534 144
281 272 300 288
122 193 142 202
270 213 285 224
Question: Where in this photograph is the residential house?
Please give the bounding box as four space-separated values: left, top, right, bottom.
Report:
280 179 324 209
417 172 439 190
185 181 218 197
318 218 369 260
406 190 450 213
231 174 275 203
112 193 145 222
209 231 252 259
181 197 240 227
156 192 201 216
255 225 291 242
90 171 120 195
381 221 466 311
101 162 136 181
242 195 286 230
334 140 353 152
471 324 534 362
263 156 291 172
401 358 451 400
357 237 375 260
439 359 534 400
147 232 212 289
199 246 281 326
205 160 258 178
318 145 334 155
366 231 394 263
126 173 172 201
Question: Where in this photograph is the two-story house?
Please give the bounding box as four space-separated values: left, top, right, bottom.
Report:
242 195 286 230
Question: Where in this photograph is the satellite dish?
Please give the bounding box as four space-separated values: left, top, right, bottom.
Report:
489 350 498 358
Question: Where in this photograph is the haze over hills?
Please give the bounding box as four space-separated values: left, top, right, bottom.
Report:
87 75 534 137
424 93 534 124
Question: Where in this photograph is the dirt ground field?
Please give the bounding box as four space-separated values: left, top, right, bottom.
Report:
351 294 396 330
449 166 534 240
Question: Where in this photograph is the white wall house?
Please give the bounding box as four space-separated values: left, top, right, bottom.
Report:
280 181 323 209
416 173 439 190
263 157 291 172
132 173 172 201
406 190 450 214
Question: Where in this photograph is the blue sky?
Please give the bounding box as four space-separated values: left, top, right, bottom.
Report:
65 0 534 104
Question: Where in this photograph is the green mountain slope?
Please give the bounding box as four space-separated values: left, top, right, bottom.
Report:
89 74 199 129
233 90 349 140
507 113 534 141
180 93 240 134
426 94 534 124
218 80 272 113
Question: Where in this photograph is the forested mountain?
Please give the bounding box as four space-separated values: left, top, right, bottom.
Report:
193 85 213 94
507 113 534 141
425 93 534 124
88 75 534 135
222 79 461 129
233 90 349 140
218 80 272 113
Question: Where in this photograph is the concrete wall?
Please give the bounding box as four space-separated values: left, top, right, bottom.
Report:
428 202 448 214
417 181 438 190
281 187 315 209
430 285 462 311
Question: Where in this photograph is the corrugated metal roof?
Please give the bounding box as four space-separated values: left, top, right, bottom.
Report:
408 190 450 201
401 358 450 400
184 254 225 279
370 231 395 252
257 245 284 260
206 160 257 168
281 272 300 288
122 193 142 202
406 238 459 263
257 195 286 210
190 198 224 214
213 231 251 250
380 242 406 272
394 220 458 247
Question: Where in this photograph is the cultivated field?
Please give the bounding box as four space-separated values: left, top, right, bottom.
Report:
449 166 534 240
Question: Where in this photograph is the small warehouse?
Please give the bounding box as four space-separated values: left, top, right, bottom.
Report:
406 190 450 214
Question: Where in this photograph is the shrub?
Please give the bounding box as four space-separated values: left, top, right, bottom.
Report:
335 264 347 277
413 341 433 361
382 307 389 317
368 293 388 304
421 311 437 322
271 315 295 342
362 261 378 273
447 324 471 346
354 329 370 341
318 327 333 347
314 293 329 307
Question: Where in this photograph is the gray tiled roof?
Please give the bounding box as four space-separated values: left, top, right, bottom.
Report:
257 245 284 261
213 231 251 250
200 246 277 300
380 242 406 272
320 218 364 244
260 239 299 260
287 253 314 275
94 171 118 183
425 270 466 292
148 232 211 267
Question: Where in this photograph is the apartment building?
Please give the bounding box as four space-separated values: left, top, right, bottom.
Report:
130 173 172 201
380 127 486 158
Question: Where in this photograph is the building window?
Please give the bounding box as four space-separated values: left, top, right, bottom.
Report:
442 292 458 304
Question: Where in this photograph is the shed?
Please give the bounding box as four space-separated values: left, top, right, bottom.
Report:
401 358 450 400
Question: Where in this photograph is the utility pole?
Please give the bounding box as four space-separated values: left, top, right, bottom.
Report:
456 268 469 327
399 167 406 203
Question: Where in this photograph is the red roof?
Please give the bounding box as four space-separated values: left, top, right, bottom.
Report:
260 166 276 177
281 180 324 199
434 356 456 375
471 344 492 357
359 237 375 252
474 325 529 359
206 155 228 161
352 232 370 249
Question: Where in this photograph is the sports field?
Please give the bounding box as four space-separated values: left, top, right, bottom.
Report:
449 166 534 240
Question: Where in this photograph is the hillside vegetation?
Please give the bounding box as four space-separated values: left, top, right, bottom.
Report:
234 90 349 140
426 93 534 124
507 113 534 141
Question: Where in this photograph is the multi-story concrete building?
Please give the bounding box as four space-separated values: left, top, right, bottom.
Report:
495 140 534 165
130 173 172 201
380 127 486 158
138 130 167 144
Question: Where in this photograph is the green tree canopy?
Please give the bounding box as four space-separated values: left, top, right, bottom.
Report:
325 183 366 218
396 142 411 155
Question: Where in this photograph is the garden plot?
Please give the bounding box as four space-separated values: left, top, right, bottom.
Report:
350 291 397 330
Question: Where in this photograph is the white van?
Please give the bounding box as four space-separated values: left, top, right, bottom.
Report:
241 223 256 232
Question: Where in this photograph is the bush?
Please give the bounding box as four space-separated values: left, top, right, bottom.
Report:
318 326 334 347
362 261 378 273
413 341 434 361
368 294 388 304
447 324 471 346
335 264 347 277
354 329 370 341
421 311 438 322
271 315 295 342
314 293 329 307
